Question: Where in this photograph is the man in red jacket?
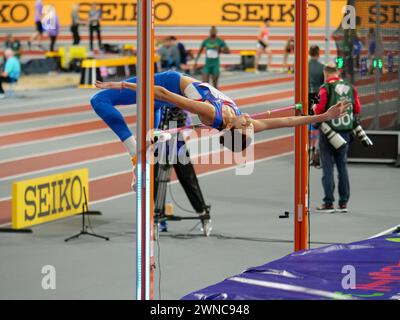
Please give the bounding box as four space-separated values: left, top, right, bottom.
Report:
313 63 361 213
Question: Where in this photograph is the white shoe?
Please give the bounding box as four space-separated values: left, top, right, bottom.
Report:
0 94 5 99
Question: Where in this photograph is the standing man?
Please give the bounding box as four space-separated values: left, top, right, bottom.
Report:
88 3 102 53
313 63 361 213
308 45 325 105
28 0 44 50
0 49 21 99
194 26 230 89
71 4 86 45
255 18 272 72
308 45 325 166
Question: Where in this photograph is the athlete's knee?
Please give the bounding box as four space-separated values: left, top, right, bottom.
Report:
90 93 110 116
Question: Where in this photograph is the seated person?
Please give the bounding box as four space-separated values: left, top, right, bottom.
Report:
0 49 21 99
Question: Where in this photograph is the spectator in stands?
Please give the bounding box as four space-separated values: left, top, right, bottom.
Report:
0 49 21 99
367 27 377 73
368 27 376 58
170 36 192 72
28 0 45 51
353 31 362 70
194 26 229 89
71 4 86 45
42 5 60 52
158 37 181 71
283 37 294 73
308 45 325 166
309 45 325 105
4 34 21 60
313 63 361 214
255 18 272 72
88 2 103 52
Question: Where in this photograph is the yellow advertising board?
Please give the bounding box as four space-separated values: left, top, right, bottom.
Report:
12 169 89 229
355 1 400 29
0 0 353 28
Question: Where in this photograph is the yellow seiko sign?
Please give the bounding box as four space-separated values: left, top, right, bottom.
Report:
12 169 89 229
0 0 351 28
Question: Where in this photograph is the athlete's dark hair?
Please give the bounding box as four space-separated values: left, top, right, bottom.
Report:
264 18 272 23
219 129 253 152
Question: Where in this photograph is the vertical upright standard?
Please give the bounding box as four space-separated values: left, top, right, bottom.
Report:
294 0 309 252
136 0 155 300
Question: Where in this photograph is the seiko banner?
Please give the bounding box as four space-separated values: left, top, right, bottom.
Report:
0 0 360 28
12 169 89 229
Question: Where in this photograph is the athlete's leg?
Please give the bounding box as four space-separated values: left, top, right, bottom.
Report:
255 47 264 71
90 84 137 142
267 48 272 70
283 50 288 68
202 65 211 84
211 66 220 89
156 71 182 95
91 71 181 148
202 72 210 84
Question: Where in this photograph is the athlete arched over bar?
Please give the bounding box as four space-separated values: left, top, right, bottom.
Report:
90 71 348 185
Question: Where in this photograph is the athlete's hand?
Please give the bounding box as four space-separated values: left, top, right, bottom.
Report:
325 101 351 120
95 80 123 90
228 114 254 133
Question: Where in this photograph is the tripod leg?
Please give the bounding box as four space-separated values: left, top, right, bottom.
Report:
159 165 172 214
154 164 163 217
85 232 110 241
65 233 83 242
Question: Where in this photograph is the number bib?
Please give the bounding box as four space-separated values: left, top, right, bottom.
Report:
206 49 219 59
324 80 355 132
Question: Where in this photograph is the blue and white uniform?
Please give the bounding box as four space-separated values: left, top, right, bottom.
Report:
183 81 242 130
90 71 241 142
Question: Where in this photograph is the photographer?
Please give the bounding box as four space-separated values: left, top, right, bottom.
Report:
313 63 361 213
155 106 209 232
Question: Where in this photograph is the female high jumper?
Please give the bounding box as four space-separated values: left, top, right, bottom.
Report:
91 71 348 185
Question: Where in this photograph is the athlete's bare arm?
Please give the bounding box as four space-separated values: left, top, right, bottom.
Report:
221 44 230 54
194 44 205 68
250 101 350 133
